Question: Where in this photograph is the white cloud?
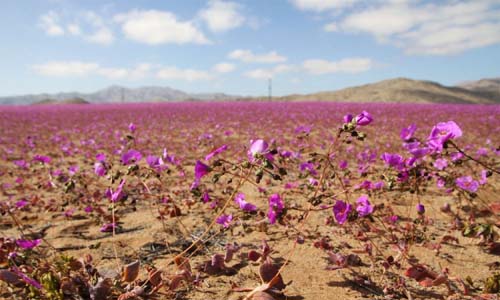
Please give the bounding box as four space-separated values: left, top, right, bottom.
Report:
245 64 295 79
290 0 359 12
303 58 373 74
114 10 210 45
39 11 65 36
31 61 154 80
67 24 81 36
32 61 99 76
199 0 245 33
86 27 114 45
228 49 287 64
331 1 500 55
213 62 236 73
323 22 338 32
156 67 213 81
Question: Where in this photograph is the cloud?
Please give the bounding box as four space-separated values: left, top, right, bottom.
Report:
327 1 500 55
114 9 210 45
290 0 359 12
199 0 245 32
39 11 65 36
244 64 295 79
38 10 115 45
323 22 338 32
31 61 154 80
302 58 373 74
213 62 236 73
32 61 99 76
86 27 114 45
228 49 287 64
156 67 213 81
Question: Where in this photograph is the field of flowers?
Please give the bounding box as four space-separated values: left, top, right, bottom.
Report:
0 102 499 300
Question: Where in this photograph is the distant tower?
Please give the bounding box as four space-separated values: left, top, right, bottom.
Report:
268 78 272 101
121 87 125 103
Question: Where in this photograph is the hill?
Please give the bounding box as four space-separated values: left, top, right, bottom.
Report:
457 78 500 101
265 78 498 104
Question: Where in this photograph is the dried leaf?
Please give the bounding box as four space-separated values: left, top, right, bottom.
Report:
122 260 140 283
259 259 285 290
0 270 22 286
250 291 276 300
90 278 112 300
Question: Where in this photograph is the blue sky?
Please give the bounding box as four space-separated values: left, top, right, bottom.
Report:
1 0 499 97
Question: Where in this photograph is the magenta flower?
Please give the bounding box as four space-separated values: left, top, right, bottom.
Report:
16 239 41 250
356 195 373 217
381 153 404 169
100 223 117 232
146 155 168 172
13 160 28 169
68 165 79 175
355 111 373 126
400 124 417 141
15 199 29 209
416 203 425 214
267 194 284 224
433 158 448 170
33 155 51 164
121 149 142 165
194 160 211 180
455 176 479 193
110 179 126 202
96 153 106 162
216 214 233 228
234 193 257 212
343 114 353 123
12 267 42 289
205 144 228 161
202 191 211 203
128 122 137 132
248 139 274 163
427 121 462 152
479 170 488 185
333 200 352 224
94 162 107 177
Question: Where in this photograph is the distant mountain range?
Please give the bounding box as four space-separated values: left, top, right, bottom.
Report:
0 77 499 105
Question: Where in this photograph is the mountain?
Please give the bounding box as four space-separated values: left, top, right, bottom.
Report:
260 78 498 104
457 78 500 101
33 97 90 105
0 85 240 105
1 77 499 105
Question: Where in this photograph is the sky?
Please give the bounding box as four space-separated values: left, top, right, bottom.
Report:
1 0 499 97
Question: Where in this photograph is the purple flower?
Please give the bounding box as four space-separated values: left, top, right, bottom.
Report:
110 180 126 202
300 162 317 176
68 165 79 175
248 139 273 163
15 199 29 209
333 200 352 225
356 195 373 217
33 155 51 164
234 193 257 212
84 205 93 213
128 122 137 132
16 239 41 250
94 162 107 177
479 170 488 185
267 194 284 224
205 145 228 161
427 121 462 152
13 160 28 169
343 114 353 123
416 203 425 214
12 267 42 289
121 149 142 165
194 160 211 180
339 160 348 169
96 153 106 162
455 176 479 193
202 191 211 203
146 155 168 172
381 153 404 169
216 214 233 228
355 111 373 126
400 124 417 141
100 223 117 232
433 158 448 170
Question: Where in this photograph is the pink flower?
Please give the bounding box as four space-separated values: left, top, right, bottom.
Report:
400 124 416 141
234 193 257 212
333 200 352 225
355 111 373 126
356 195 373 217
427 121 462 152
16 239 41 250
267 194 284 224
433 158 448 170
205 145 228 161
455 176 479 193
216 214 233 228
